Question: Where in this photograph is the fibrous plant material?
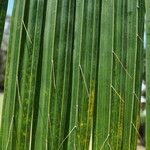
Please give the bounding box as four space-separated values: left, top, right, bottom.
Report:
121 0 139 149
109 0 125 149
0 0 8 45
146 0 150 149
0 0 145 149
16 0 46 149
93 0 114 149
0 0 26 149
1 0 46 149
130 0 145 149
67 0 100 149
34 0 75 149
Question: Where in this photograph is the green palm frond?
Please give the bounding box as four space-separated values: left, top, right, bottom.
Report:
0 0 145 149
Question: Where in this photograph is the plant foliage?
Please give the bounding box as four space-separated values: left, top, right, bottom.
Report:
0 0 146 149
